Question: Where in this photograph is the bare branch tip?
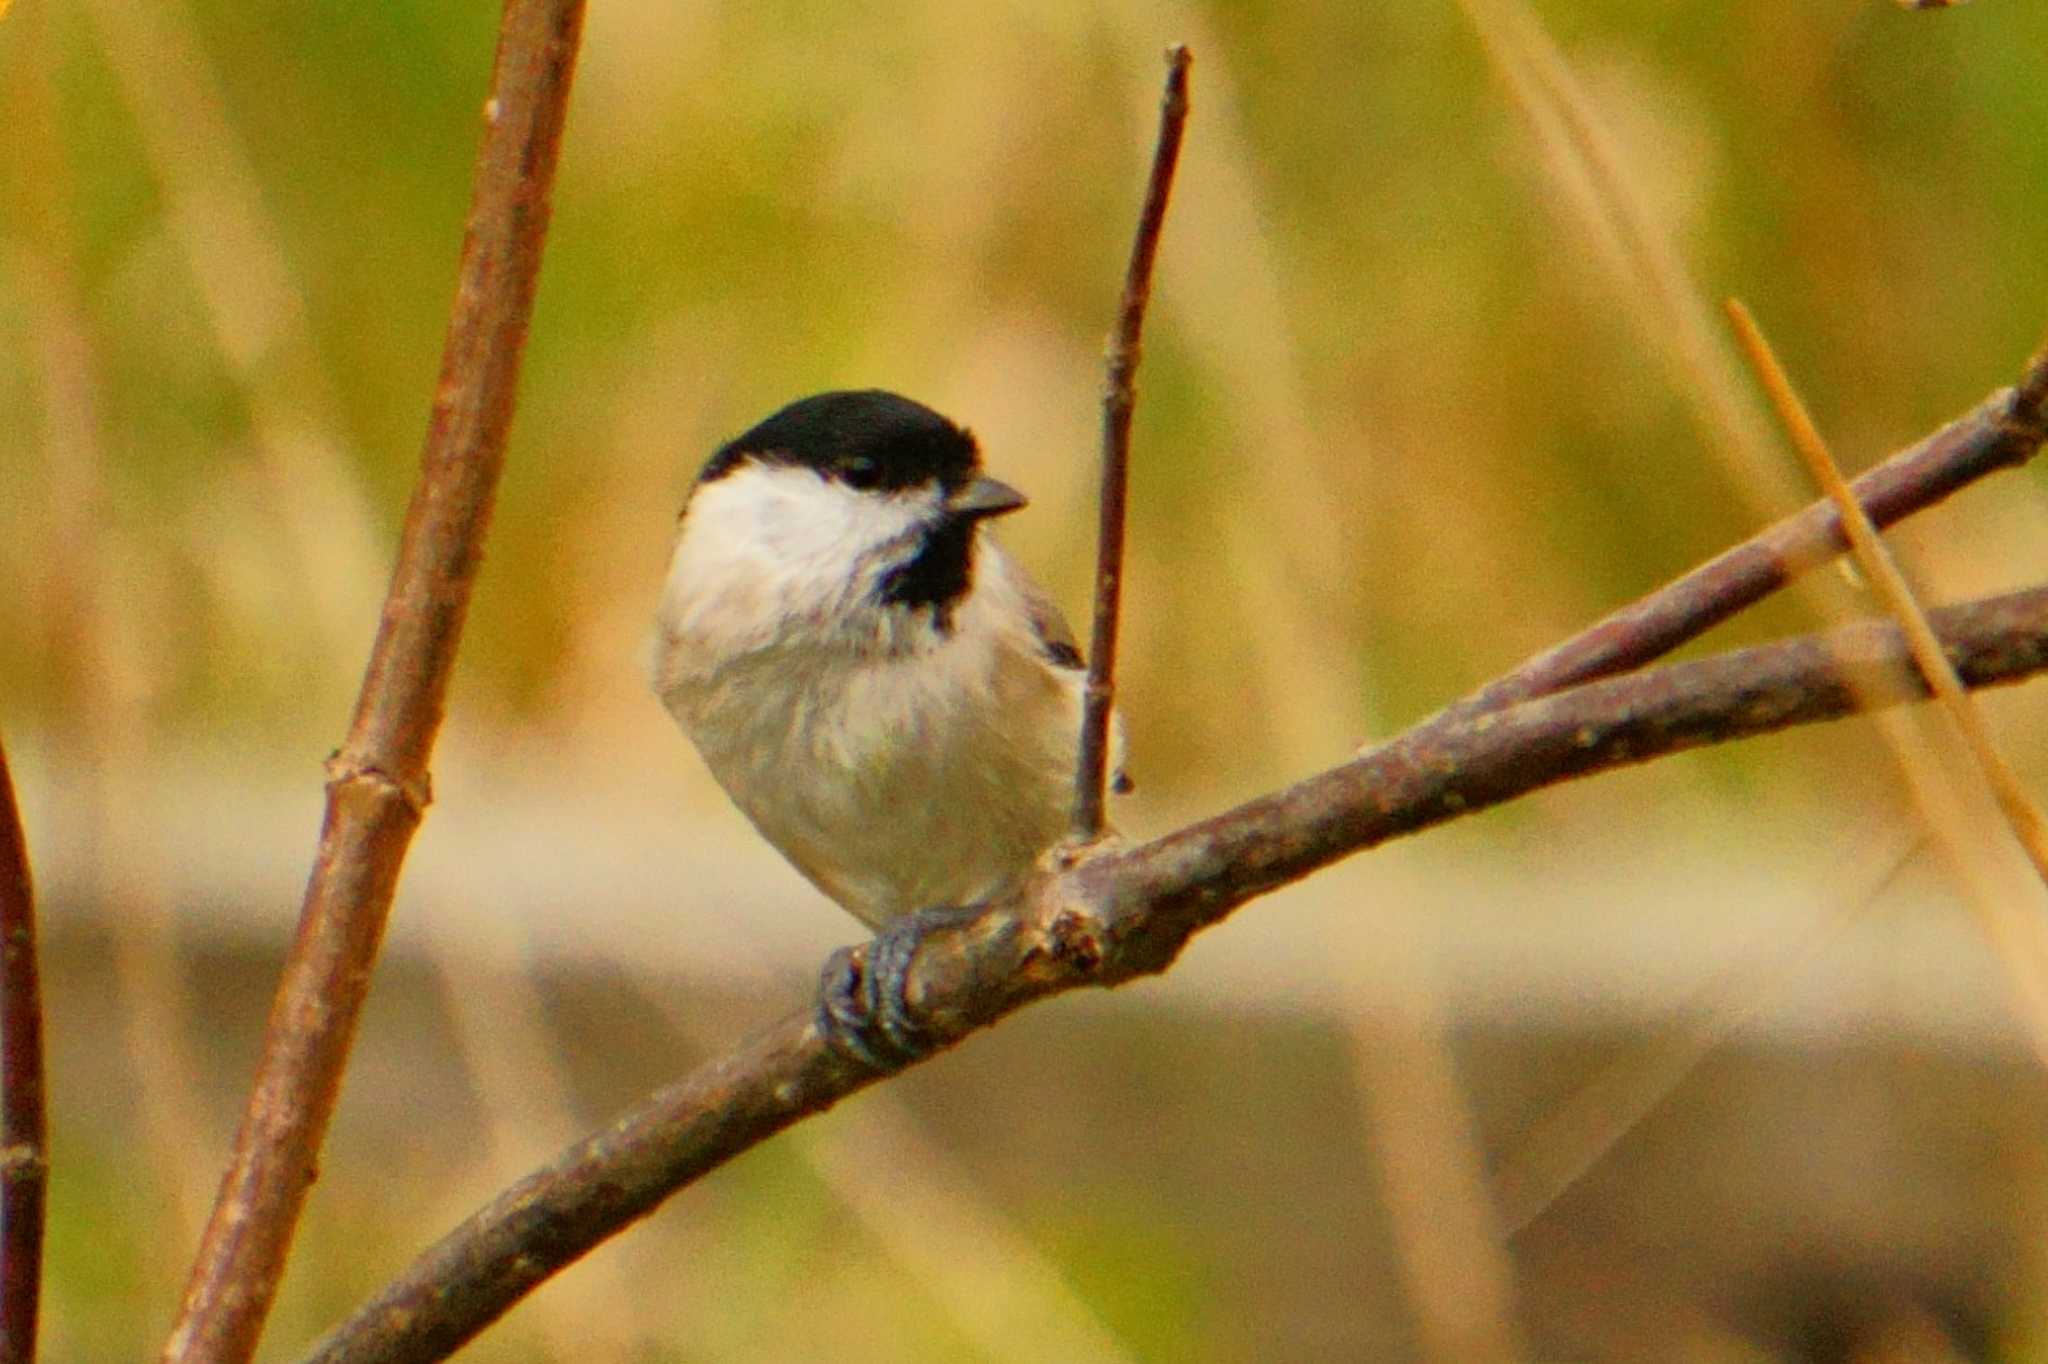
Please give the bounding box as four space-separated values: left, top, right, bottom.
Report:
1073 47 1192 839
2014 335 2048 422
1162 46 1191 115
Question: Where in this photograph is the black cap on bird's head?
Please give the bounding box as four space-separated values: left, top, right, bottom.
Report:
691 390 1028 623
701 390 990 497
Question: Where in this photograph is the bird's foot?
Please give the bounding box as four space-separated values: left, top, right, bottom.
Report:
818 904 979 1069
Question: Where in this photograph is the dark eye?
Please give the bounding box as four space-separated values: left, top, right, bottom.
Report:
841 455 883 488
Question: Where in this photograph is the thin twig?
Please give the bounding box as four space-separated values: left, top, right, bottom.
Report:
1727 300 2048 886
160 2 587 1360
1073 44 1191 839
302 581 2048 1364
1438 338 2048 722
0 738 47 1364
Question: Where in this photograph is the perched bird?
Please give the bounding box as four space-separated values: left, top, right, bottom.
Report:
651 390 1123 1055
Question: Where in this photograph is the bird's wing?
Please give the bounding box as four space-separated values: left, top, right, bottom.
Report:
1021 578 1086 672
1021 580 1135 794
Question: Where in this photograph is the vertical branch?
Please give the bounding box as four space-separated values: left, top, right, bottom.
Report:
0 739 47 1364
160 0 587 1360
1073 44 1191 839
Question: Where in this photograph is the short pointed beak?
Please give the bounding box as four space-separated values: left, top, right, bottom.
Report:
949 475 1028 520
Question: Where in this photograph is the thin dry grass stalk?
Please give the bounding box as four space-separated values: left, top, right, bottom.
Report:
1074 44 1190 839
13 15 224 1285
78 0 388 652
1456 0 1786 501
303 577 2048 1364
160 1 588 1360
1726 300 2048 1071
1728 301 2048 885
422 930 653 1357
0 739 47 1364
1350 957 1529 1362
1489 823 1919 1234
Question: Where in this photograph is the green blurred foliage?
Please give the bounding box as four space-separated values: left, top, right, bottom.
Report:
6 1 2048 1356
6 0 2047 788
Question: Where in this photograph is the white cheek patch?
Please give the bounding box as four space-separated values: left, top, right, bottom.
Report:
661 463 938 651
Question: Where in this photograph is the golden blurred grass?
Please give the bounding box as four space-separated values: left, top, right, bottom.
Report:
8 0 2047 788
8 1 2048 1359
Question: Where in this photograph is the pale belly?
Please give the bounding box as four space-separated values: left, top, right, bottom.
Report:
669 649 1080 929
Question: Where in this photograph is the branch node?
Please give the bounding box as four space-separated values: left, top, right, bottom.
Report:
2014 339 2048 422
323 753 433 818
1045 909 1106 975
0 1146 46 1179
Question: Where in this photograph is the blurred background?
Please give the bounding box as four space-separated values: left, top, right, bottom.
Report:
5 0 2048 1358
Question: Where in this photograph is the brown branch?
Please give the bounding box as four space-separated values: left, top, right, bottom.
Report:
1439 337 2048 721
0 737 46 1364
303 582 2048 1364
160 1 586 1360
1073 44 1190 839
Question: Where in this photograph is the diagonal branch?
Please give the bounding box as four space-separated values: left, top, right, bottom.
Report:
0 736 47 1364
1074 44 1191 838
303 581 2048 1364
161 2 587 1360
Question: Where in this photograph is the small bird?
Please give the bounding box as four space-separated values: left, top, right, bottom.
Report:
651 390 1122 1056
